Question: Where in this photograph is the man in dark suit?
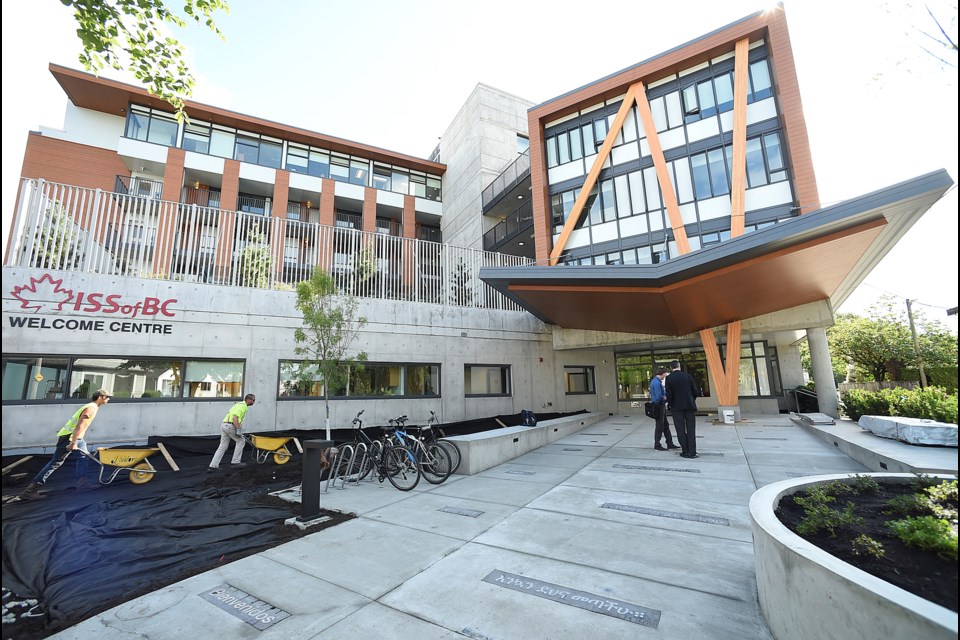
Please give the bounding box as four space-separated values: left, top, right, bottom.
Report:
665 360 700 458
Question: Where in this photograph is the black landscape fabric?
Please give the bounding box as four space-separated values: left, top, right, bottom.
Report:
2 411 585 636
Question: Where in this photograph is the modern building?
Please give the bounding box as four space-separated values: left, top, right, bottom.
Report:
2 6 952 450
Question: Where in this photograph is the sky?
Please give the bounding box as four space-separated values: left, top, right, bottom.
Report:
2 0 957 331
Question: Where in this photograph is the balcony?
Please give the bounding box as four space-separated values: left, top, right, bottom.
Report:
481 149 530 213
482 200 533 258
237 194 271 216
115 175 163 199
181 185 221 209
416 224 442 243
376 218 402 237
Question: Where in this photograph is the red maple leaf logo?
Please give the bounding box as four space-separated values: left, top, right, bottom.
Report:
11 274 74 313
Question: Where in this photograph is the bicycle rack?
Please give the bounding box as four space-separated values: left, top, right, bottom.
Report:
324 444 352 493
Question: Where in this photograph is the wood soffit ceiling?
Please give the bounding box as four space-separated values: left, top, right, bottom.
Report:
48 64 445 175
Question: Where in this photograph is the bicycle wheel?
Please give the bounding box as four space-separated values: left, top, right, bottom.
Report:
438 438 461 475
357 440 381 481
382 444 420 491
418 443 451 484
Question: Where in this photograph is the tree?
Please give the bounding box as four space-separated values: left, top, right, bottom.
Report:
293 269 367 441
826 297 958 384
32 204 84 269
64 0 230 120
237 228 271 288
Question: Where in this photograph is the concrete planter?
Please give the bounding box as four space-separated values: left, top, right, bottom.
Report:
749 473 958 640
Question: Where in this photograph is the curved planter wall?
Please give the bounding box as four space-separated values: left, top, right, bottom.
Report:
749 473 957 640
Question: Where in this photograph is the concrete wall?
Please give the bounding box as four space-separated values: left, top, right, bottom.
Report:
2 267 616 450
438 84 534 251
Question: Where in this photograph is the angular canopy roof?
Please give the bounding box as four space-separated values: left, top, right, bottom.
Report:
480 170 953 336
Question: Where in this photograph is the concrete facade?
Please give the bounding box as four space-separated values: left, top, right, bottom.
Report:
437 84 534 250
3 267 629 450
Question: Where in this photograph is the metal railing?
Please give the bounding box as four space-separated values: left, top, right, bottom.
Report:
181 185 221 209
481 149 530 210
483 200 533 251
237 194 271 216
115 175 163 199
7 178 532 311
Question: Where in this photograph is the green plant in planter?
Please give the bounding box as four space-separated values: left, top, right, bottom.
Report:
794 488 865 538
851 534 885 559
887 516 958 560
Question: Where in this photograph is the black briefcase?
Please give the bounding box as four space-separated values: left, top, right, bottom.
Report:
644 401 655 418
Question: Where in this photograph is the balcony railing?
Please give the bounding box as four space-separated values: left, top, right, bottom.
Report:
483 200 533 251
8 178 532 311
238 194 271 216
181 186 221 209
417 224 442 243
115 175 163 199
481 149 530 210
376 218 402 237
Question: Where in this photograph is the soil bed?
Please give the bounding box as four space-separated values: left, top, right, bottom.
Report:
2 453 350 640
775 481 958 612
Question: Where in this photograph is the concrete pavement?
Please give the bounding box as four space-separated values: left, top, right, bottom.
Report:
52 414 957 639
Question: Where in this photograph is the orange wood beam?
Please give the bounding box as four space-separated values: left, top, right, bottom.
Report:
699 328 729 403
729 38 750 238
725 320 743 402
634 82 691 255
549 83 640 265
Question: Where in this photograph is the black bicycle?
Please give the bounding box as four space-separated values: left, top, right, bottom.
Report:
336 410 421 491
411 411 461 475
388 415 452 484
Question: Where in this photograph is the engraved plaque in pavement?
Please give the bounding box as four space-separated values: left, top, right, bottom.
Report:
199 584 290 630
439 506 484 518
696 452 723 456
505 470 536 476
601 503 730 526
581 433 608 436
745 437 788 440
562 448 584 451
482 570 660 628
613 464 701 473
786 472 808 478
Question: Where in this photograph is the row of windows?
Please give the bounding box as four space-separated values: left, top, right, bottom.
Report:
124 106 442 201
544 58 773 169
560 219 789 266
614 341 782 402
550 131 789 237
3 358 604 403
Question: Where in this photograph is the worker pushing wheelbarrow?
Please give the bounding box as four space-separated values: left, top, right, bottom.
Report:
79 447 161 485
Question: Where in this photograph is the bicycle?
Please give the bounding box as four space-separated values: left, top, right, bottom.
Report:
424 411 461 475
388 415 452 485
336 410 421 491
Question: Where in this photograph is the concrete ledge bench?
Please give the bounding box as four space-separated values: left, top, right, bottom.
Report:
445 412 604 475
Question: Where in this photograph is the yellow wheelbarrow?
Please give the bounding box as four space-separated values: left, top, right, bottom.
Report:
244 435 294 465
81 447 161 485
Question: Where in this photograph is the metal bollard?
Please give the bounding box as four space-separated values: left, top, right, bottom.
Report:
299 439 333 522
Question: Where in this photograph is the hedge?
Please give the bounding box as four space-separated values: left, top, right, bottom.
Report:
841 386 958 424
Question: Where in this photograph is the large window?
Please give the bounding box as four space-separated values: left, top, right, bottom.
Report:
564 366 596 395
464 365 511 396
278 361 440 399
1 356 245 402
124 105 179 147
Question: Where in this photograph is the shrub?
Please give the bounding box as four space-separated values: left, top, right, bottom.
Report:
840 386 958 423
851 534 885 558
887 516 958 560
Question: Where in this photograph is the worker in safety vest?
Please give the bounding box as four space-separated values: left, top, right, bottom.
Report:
20 388 112 500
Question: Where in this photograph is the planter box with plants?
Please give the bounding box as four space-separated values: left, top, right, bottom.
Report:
750 473 957 640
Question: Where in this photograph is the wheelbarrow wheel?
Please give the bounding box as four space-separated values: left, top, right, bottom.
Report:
272 446 291 465
129 462 154 484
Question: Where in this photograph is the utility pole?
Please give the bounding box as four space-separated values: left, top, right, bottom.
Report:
905 299 928 388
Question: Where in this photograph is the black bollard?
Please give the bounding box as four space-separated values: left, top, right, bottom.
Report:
298 439 333 522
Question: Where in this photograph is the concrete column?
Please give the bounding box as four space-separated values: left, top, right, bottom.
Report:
806 326 839 418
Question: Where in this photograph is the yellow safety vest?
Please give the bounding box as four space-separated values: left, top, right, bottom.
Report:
57 402 96 437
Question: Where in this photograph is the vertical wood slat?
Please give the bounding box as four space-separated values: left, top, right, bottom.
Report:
729 37 750 238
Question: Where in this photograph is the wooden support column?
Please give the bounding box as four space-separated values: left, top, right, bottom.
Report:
729 38 750 238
